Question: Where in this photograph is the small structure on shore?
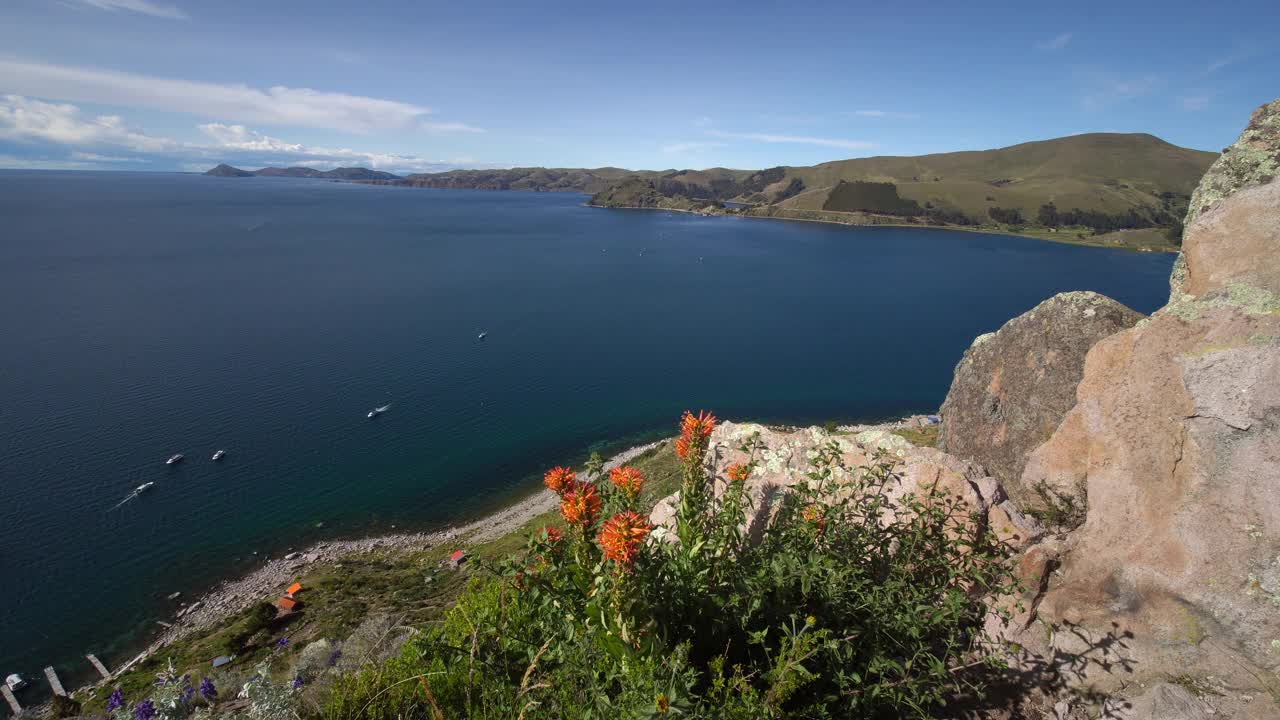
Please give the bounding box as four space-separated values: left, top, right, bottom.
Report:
211 655 234 669
444 550 468 570
276 596 302 616
285 582 303 598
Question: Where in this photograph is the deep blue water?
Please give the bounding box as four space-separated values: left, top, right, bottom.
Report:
0 170 1173 687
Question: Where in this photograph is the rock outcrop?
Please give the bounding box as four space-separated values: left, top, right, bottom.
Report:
650 421 1040 549
937 292 1143 511
991 102 1280 719
1170 98 1280 299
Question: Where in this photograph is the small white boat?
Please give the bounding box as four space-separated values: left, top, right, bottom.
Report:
165 454 184 465
477 332 487 340
5 673 27 692
368 404 391 419
136 482 155 493
211 450 226 461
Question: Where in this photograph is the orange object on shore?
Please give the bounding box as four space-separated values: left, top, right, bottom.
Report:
285 582 302 597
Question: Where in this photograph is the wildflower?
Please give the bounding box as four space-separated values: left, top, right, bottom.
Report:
802 504 828 533
133 699 157 720
608 465 645 497
597 511 653 567
275 637 288 650
675 410 717 460
327 649 342 667
560 483 601 528
543 466 576 496
199 677 217 701
655 694 670 714
540 525 563 545
291 676 304 690
726 463 750 483
107 688 125 712
806 615 817 627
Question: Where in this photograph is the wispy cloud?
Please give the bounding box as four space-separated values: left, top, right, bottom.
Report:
708 130 875 150
845 110 919 120
420 120 484 133
1036 32 1073 51
661 141 725 154
1200 50 1251 76
0 60 470 134
693 116 713 128
1179 93 1212 111
70 151 150 162
0 95 485 174
70 0 188 20
1073 68 1163 110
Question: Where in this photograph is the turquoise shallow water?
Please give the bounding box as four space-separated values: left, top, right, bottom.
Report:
0 170 1174 685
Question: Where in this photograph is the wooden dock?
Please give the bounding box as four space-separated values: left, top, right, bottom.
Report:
0 684 20 716
87 653 112 680
45 665 67 697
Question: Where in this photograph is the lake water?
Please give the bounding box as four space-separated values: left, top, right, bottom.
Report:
0 170 1174 684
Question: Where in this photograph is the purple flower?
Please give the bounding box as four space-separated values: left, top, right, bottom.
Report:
274 637 288 650
133 699 157 720
199 677 217 701
290 676 304 690
106 688 125 712
327 649 342 667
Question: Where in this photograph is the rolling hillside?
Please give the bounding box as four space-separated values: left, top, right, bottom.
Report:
773 133 1216 220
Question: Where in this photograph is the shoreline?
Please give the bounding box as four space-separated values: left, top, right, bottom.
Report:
583 201 1178 253
95 439 668 688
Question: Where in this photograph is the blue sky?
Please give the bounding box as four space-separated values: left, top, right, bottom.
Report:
0 0 1275 174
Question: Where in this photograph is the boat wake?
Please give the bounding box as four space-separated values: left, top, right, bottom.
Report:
111 482 155 510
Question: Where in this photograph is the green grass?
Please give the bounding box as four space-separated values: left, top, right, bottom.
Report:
891 424 940 448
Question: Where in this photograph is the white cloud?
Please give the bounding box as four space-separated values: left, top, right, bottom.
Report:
708 130 875 150
0 95 489 174
1036 32 1073 51
195 122 471 171
846 110 919 120
0 94 180 151
420 120 484 133
0 60 456 134
70 0 188 20
661 141 725 154
70 151 150 162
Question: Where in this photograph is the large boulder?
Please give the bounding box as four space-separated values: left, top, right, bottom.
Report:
995 172 1280 716
1171 98 1280 299
1180 179 1280 298
937 292 1143 510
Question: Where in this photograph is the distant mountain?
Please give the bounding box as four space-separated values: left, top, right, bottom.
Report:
203 165 402 181
205 163 255 177
386 167 662 194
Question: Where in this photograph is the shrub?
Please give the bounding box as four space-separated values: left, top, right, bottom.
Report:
322 411 1018 719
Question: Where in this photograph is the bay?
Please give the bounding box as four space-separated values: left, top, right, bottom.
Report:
0 170 1173 680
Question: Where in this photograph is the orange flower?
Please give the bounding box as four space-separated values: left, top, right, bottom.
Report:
726 463 750 483
675 410 717 460
801 504 827 533
609 465 645 497
543 466 576 496
597 510 652 567
560 483 602 528
540 525 563 545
